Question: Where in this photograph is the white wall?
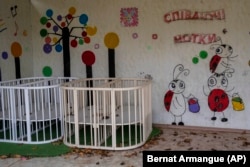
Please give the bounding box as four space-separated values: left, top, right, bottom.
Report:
1 0 250 130
0 0 33 80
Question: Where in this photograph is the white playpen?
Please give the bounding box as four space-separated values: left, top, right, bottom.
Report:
61 78 152 150
0 77 76 144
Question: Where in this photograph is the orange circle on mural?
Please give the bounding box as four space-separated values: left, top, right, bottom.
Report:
104 32 119 49
11 42 22 58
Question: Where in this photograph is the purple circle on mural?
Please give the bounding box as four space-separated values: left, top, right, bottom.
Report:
43 44 52 54
2 51 8 59
53 25 59 32
57 15 62 21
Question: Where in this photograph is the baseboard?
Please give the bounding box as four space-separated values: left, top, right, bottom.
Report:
153 123 250 134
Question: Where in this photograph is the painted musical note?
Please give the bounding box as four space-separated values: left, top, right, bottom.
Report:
10 5 18 17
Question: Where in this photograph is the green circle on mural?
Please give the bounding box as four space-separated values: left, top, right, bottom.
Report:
43 66 52 76
40 29 48 37
40 17 48 25
199 50 208 59
192 57 199 64
79 38 84 45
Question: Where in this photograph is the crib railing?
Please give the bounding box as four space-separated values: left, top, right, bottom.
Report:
61 78 152 150
0 77 76 144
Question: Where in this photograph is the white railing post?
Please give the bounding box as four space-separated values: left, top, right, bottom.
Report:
24 88 31 143
111 90 116 149
73 89 79 146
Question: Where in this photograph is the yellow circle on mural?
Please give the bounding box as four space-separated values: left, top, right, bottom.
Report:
104 32 119 49
53 37 58 43
69 7 76 15
86 26 97 36
11 42 22 58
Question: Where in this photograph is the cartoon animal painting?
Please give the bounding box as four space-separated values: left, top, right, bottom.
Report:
209 38 238 74
203 69 234 122
164 64 190 125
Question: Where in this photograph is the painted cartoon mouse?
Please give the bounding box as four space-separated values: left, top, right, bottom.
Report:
164 64 191 125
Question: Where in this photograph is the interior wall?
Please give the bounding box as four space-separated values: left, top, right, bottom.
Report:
1 0 250 130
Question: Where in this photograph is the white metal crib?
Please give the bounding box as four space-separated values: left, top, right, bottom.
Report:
0 77 76 144
61 78 152 150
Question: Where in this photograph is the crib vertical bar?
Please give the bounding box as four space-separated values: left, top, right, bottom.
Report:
128 90 131 147
73 89 79 146
134 89 137 145
24 88 31 143
120 90 124 148
10 89 16 141
111 90 116 149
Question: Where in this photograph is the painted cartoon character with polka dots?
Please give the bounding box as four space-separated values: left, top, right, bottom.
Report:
203 69 234 122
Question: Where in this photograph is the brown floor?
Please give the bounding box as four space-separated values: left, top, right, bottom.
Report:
1 125 250 167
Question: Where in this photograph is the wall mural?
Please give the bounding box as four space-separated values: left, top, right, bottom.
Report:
163 8 244 125
164 64 199 125
164 9 225 23
203 39 244 122
120 7 138 27
104 32 120 78
0 4 27 79
174 33 218 44
39 7 97 77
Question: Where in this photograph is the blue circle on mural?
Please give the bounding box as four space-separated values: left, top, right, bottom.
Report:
46 9 53 17
2 51 8 59
43 44 52 54
55 44 62 52
79 14 88 24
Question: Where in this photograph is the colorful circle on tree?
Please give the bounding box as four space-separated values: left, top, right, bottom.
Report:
104 32 119 49
79 38 84 45
11 42 22 58
43 44 52 54
86 26 97 36
45 36 51 44
43 66 52 77
40 17 48 25
84 37 90 44
55 44 62 52
40 29 48 37
46 9 53 17
71 39 77 47
79 14 88 25
82 50 95 66
69 7 76 15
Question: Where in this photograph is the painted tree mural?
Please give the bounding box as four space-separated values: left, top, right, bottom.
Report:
39 7 97 77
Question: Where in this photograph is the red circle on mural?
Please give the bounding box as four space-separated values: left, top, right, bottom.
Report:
71 39 77 47
84 37 90 44
67 14 73 20
82 50 95 66
208 89 229 112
